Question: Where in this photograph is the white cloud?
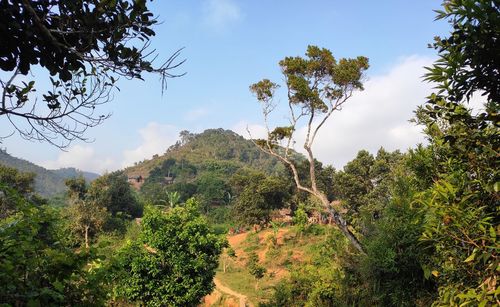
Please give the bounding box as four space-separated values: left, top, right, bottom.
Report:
296 55 434 169
184 107 209 122
40 145 116 174
468 91 488 114
202 0 242 31
237 56 435 169
121 122 180 168
232 120 267 139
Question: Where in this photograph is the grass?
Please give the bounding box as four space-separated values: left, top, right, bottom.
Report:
216 267 272 305
214 224 335 305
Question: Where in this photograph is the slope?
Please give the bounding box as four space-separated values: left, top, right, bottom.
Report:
124 128 291 180
0 148 99 197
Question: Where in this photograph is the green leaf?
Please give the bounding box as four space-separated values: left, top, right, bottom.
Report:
52 279 64 292
489 226 496 239
478 300 488 307
464 253 476 263
422 265 431 279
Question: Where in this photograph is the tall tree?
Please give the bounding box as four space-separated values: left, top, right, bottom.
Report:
0 0 184 147
333 148 403 234
65 177 107 248
250 45 369 252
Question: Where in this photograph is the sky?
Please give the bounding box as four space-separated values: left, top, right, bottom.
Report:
1 0 453 174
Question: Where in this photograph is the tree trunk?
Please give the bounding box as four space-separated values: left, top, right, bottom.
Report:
317 194 365 254
84 225 89 249
328 208 365 253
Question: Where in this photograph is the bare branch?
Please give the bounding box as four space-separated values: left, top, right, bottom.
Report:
1 69 113 149
249 46 369 253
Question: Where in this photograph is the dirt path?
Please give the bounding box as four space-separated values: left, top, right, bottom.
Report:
228 232 248 246
213 278 253 307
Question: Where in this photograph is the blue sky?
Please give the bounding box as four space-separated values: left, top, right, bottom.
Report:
1 0 451 173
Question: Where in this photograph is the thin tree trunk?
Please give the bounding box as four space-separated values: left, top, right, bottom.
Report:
317 194 365 254
328 209 364 253
84 225 89 248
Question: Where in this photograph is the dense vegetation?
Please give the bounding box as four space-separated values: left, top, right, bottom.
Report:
257 1 499 306
0 0 497 306
125 128 287 178
0 166 225 305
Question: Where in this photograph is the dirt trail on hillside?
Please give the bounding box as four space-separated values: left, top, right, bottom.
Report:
213 278 253 307
228 232 248 246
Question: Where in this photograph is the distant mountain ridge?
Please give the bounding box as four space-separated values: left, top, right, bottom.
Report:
51 167 100 182
0 149 99 197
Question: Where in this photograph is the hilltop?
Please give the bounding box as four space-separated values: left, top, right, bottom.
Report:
124 128 294 181
0 148 99 197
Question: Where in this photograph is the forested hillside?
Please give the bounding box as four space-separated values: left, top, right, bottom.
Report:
0 148 99 197
125 128 290 179
124 129 303 229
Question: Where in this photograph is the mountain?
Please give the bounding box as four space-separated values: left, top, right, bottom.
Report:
51 168 100 182
123 128 304 184
0 148 99 197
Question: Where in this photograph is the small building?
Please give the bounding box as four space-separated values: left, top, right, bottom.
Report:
271 208 293 225
164 176 174 185
128 175 143 183
128 175 144 190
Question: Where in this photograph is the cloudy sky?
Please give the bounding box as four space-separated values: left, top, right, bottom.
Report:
1 0 452 174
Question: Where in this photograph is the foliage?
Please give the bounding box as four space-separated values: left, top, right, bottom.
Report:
165 190 181 207
0 0 183 147
0 149 99 197
360 165 435 306
333 148 403 234
0 182 107 305
195 172 231 208
292 204 309 234
247 252 266 290
112 200 226 306
206 206 232 230
133 129 285 175
65 197 108 248
262 228 359 307
415 0 499 304
65 176 87 199
426 0 499 104
417 179 498 306
64 173 140 246
130 129 289 211
89 171 142 218
0 164 38 218
231 171 290 226
250 45 369 252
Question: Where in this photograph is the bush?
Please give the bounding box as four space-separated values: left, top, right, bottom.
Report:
112 200 227 306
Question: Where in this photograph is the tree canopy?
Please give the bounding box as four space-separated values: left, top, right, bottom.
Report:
250 45 369 252
0 0 184 147
113 201 226 306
